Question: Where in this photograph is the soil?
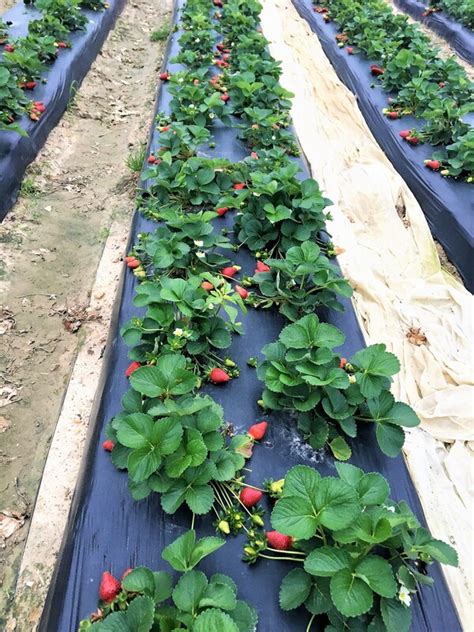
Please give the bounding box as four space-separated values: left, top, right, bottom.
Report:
0 0 171 625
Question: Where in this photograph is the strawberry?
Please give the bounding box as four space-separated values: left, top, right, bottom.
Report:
125 361 141 378
216 207 229 216
266 531 293 550
399 130 411 139
370 65 384 76
147 155 157 164
220 93 230 102
424 159 440 170
193 79 200 85
407 136 419 145
248 421 268 440
57 41 68 49
159 71 170 81
127 258 140 268
255 261 270 273
201 281 214 291
438 81 445 88
213 0 223 6
235 285 248 299
24 81 37 90
346 46 353 54
209 367 231 384
233 182 246 190
124 255 135 262
216 43 225 51
387 111 398 120
250 151 258 159
339 357 347 369
240 487 263 507
222 265 239 277
34 101 46 113
102 439 115 452
99 572 121 603
4 44 14 53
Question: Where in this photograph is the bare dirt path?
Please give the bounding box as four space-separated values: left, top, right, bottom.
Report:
0 0 171 625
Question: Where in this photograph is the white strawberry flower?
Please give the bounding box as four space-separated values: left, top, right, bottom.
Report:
196 251 205 258
398 584 411 607
194 240 204 247
173 328 184 337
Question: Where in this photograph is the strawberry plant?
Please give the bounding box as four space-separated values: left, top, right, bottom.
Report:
258 464 458 632
0 20 10 44
78 530 258 631
28 16 70 43
432 129 474 180
0 66 29 133
429 0 474 29
258 314 420 459
249 241 352 318
35 0 88 31
238 106 299 154
107 389 251 510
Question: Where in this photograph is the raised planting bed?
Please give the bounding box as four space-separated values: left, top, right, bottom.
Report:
0 0 126 219
39 1 461 631
292 0 474 292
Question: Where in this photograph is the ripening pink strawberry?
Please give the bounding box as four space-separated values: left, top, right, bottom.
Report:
248 421 268 440
209 367 230 384
235 285 248 299
125 361 141 377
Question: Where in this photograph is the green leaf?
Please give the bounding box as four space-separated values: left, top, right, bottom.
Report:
271 496 318 539
357 473 390 506
153 571 174 603
314 477 360 531
92 611 128 631
186 484 214 514
355 556 397 597
330 569 373 617
229 600 259 632
190 535 226 568
380 596 412 632
304 547 351 577
128 446 162 482
329 436 352 461
280 315 345 350
199 577 237 611
122 567 156 595
172 570 207 613
420 539 459 566
335 462 364 487
282 465 321 499
193 608 240 632
117 414 154 449
152 418 183 455
376 424 405 457
126 595 155 632
162 530 197 571
305 578 332 615
161 480 187 513
279 568 312 610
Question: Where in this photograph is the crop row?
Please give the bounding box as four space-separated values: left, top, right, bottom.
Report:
427 0 474 30
77 0 458 630
0 0 107 133
313 0 474 180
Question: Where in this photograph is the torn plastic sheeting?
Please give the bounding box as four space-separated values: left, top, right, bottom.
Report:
292 0 474 293
0 0 126 220
39 2 461 631
393 0 474 65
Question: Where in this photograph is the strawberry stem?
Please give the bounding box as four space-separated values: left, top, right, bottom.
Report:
306 614 316 632
266 547 305 556
231 479 265 492
258 553 304 563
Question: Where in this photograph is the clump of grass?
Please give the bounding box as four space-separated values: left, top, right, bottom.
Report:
20 177 41 198
150 25 170 42
126 145 146 173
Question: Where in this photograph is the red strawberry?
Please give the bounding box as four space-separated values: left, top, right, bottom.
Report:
220 93 230 102
216 43 225 51
248 421 268 440
222 266 239 277
339 357 347 369
240 487 263 507
57 41 68 49
235 285 248 299
34 101 46 113
102 439 115 452
147 155 157 164
346 46 353 54
160 125 170 132
125 361 141 378
370 65 384 76
213 0 223 6
201 281 214 291
233 182 246 190
266 531 293 550
127 258 140 268
216 206 229 216
399 130 411 139
4 44 14 52
255 261 270 273
99 572 121 603
424 159 440 170
438 81 445 88
159 71 170 81
209 367 230 384
250 151 258 159
387 111 398 120
124 255 135 262
25 81 37 90
407 136 419 145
